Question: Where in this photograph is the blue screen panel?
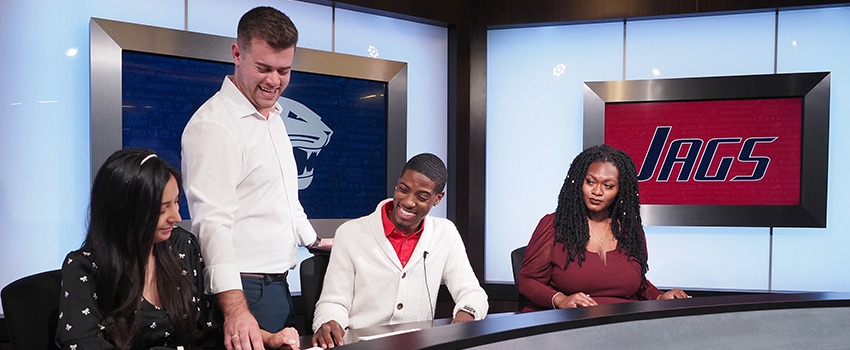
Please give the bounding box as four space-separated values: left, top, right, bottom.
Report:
121 51 387 219
281 72 387 219
122 51 233 219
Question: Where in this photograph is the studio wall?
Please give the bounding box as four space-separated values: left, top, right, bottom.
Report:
487 6 850 292
0 0 447 313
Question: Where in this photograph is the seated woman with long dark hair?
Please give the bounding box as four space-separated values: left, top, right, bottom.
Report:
56 148 222 349
518 145 689 312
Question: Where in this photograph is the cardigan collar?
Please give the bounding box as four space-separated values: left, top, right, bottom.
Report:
369 198 434 271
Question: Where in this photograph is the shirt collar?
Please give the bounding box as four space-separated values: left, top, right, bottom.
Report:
221 76 282 121
381 200 424 238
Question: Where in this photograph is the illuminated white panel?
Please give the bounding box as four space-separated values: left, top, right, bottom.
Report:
486 22 624 282
187 0 333 51
0 0 184 314
644 226 769 291
625 12 775 79
773 6 850 292
334 8 449 218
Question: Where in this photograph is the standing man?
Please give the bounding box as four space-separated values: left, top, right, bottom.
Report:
183 6 326 350
312 153 489 348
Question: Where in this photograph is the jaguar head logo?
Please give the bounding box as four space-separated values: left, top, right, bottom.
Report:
279 97 333 190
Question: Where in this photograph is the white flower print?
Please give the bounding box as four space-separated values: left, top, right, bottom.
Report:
59 312 64 319
182 270 187 276
82 308 90 316
82 251 91 256
67 258 73 264
93 293 98 300
65 324 72 331
207 322 213 327
65 291 69 297
92 262 97 269
164 331 170 337
98 324 105 330
79 276 88 282
193 269 197 277
179 253 185 259
70 345 77 350
150 322 157 329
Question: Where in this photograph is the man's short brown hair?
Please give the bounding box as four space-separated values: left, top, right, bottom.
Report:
237 6 298 51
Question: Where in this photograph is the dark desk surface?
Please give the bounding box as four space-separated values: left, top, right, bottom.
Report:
310 292 850 350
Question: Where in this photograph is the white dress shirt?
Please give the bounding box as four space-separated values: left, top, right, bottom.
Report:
182 76 317 295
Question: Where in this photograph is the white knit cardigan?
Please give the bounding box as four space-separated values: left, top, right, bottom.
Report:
312 199 489 331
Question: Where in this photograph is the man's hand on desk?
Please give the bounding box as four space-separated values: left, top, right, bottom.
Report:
451 310 474 324
312 320 345 348
218 290 265 350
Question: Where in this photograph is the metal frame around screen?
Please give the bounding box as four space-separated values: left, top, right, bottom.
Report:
583 72 829 227
90 18 408 235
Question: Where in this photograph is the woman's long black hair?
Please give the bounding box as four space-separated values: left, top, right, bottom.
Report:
553 145 648 280
85 148 196 349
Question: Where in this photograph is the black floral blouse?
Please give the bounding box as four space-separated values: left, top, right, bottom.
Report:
56 228 222 349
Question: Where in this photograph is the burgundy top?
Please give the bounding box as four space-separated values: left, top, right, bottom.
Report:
518 213 663 312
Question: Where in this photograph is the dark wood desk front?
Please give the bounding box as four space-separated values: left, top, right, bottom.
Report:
317 292 850 349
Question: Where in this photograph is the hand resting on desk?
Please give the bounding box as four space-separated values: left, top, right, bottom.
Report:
451 310 474 323
312 319 345 348
656 288 690 300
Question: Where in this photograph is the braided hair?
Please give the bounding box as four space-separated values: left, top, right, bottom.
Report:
553 145 648 278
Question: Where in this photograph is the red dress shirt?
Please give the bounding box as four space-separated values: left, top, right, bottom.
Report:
381 200 424 267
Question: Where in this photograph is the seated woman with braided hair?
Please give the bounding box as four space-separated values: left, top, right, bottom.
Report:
518 145 689 311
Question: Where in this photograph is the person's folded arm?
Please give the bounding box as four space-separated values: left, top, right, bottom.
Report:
56 251 116 350
311 224 357 347
441 222 488 321
293 199 318 248
517 214 562 310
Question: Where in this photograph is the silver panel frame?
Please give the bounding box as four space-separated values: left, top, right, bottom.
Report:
91 18 408 235
583 72 829 227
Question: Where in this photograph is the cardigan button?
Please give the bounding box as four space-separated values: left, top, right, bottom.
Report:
402 272 407 279
397 303 403 310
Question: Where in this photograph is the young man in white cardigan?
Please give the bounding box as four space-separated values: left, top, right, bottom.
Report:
311 153 489 348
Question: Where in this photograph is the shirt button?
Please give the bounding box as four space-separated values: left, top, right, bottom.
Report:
397 303 404 310
402 272 407 279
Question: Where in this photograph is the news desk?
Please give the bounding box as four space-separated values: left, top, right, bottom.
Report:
318 292 850 349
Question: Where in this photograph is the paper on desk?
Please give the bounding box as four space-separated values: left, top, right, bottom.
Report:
357 328 421 341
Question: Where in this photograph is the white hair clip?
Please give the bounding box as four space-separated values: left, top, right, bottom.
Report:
140 154 157 165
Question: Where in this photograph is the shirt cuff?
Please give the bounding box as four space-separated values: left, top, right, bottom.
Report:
204 263 243 295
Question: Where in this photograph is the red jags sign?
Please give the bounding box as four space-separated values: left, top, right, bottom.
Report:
605 98 802 206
